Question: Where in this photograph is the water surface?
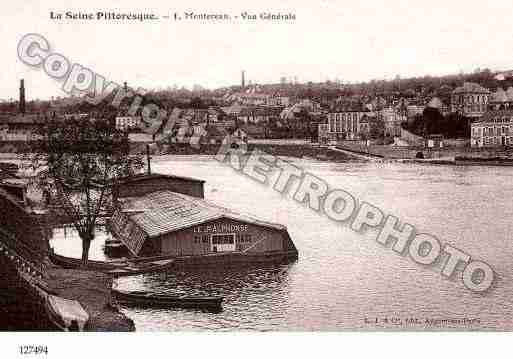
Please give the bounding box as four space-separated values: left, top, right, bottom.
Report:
52 156 513 331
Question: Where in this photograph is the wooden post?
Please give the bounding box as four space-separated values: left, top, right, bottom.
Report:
146 144 151 175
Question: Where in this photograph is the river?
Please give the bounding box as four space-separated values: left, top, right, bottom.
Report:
51 155 513 331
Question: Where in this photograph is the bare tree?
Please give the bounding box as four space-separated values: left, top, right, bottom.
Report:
29 114 143 266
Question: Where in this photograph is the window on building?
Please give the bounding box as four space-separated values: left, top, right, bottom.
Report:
236 234 252 243
211 234 235 245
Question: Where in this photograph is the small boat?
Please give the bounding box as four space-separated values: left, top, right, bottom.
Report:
112 289 224 311
49 252 176 277
45 294 89 331
49 252 123 270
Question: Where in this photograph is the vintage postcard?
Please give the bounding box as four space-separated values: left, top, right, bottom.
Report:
0 0 512 357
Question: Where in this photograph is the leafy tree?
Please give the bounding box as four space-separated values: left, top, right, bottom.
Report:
403 109 471 139
368 115 384 139
422 107 445 135
29 115 143 266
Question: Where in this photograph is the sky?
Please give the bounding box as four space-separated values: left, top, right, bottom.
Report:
1 0 513 100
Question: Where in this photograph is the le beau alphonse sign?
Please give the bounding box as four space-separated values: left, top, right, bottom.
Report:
192 223 249 233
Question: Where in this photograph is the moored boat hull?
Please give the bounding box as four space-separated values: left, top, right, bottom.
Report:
112 289 223 312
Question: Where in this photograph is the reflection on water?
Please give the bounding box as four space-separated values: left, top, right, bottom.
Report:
51 156 513 331
50 227 111 260
115 265 295 331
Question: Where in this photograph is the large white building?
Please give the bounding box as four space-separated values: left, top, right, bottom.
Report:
115 116 141 131
226 91 290 107
0 114 44 141
451 82 491 118
326 105 373 140
470 110 513 147
381 107 407 137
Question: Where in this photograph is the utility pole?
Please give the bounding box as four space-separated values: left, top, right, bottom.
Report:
19 79 26 114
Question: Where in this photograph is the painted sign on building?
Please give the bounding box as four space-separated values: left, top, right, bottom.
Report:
193 223 249 233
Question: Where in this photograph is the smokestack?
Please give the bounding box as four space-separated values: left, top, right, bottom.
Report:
241 70 245 89
19 79 26 114
123 81 128 92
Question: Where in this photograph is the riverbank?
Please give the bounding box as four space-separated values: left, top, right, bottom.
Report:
0 140 361 163
46 268 135 331
402 156 513 167
335 142 513 166
0 188 135 331
145 143 361 163
0 249 136 331
0 255 51 330
0 247 136 331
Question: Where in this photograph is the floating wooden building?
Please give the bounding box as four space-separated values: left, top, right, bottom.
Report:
108 190 298 265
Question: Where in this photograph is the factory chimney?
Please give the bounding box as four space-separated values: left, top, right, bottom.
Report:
241 70 245 89
19 79 26 114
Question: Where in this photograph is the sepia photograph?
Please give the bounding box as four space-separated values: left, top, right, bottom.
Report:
0 0 512 357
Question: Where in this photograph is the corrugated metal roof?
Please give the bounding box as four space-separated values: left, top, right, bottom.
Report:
117 190 286 239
